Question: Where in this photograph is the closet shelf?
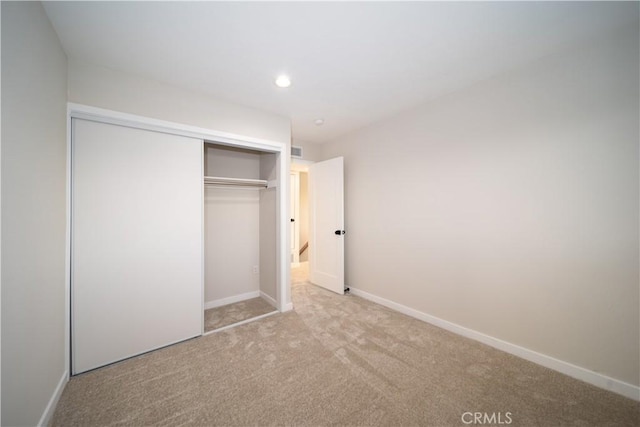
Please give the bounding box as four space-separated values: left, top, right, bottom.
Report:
204 176 268 188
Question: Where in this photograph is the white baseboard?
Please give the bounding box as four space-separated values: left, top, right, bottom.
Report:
37 370 68 426
260 291 277 308
349 287 640 401
283 302 294 312
204 291 260 310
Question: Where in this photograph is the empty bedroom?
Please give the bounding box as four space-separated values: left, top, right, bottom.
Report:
1 1 638 426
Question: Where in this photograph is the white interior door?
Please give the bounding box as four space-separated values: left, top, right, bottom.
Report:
308 157 345 294
72 119 203 374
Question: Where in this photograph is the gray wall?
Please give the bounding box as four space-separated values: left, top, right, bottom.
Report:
292 140 322 162
205 145 262 179
1 2 68 425
204 145 261 304
320 23 639 387
299 172 309 250
260 153 279 302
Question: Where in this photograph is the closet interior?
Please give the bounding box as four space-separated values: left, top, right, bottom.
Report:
203 142 278 332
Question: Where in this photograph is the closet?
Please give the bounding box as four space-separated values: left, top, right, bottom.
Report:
203 143 278 332
70 109 287 375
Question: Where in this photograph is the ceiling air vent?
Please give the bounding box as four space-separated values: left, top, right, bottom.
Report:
291 145 303 159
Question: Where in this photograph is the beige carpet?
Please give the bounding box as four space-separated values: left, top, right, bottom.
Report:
53 264 639 426
204 297 277 333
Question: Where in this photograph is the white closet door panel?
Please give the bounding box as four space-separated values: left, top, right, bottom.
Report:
72 119 202 374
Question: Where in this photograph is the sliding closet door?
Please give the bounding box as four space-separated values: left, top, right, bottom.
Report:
72 119 202 374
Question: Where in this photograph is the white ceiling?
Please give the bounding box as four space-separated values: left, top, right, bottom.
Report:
43 1 638 144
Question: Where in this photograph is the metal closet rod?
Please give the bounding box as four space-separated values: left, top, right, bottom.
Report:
203 176 268 188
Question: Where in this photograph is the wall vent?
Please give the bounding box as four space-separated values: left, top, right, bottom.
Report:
291 145 303 159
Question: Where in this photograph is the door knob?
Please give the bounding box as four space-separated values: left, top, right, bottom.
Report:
334 230 345 235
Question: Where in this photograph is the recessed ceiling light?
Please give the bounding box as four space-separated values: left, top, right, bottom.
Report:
275 75 291 88
314 119 324 126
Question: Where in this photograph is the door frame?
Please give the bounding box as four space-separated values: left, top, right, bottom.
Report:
66 103 291 374
290 171 300 265
291 159 314 267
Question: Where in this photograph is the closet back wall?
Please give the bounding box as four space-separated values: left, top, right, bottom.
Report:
204 146 261 305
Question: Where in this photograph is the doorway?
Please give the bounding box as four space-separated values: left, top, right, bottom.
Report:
291 160 312 282
290 157 346 294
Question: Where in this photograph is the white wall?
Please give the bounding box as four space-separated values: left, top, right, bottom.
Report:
321 23 639 388
1 2 68 425
68 59 291 144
